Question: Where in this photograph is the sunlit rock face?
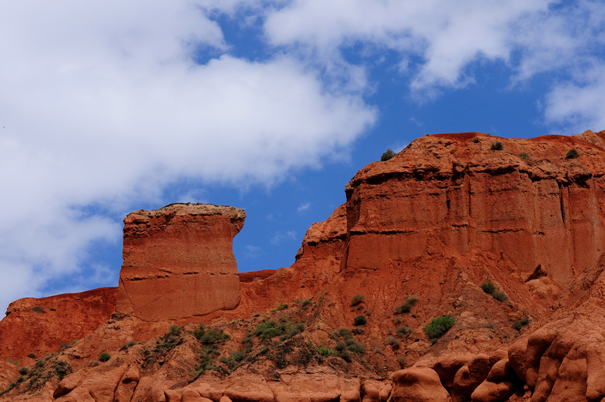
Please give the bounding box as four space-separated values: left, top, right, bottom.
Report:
115 203 246 321
344 131 605 286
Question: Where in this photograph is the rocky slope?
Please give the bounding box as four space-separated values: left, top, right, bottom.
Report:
2 130 605 401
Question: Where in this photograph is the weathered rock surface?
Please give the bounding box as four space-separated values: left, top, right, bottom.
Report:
3 131 605 402
115 203 246 321
0 287 116 363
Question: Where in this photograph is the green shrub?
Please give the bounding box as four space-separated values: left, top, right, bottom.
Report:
397 356 407 368
339 328 352 337
273 303 288 311
347 342 365 354
353 315 367 326
480 282 496 294
491 142 504 151
50 307 56 311
351 328 364 335
18 367 28 375
16 376 27 383
519 152 530 160
423 315 455 340
394 303 412 314
316 346 338 357
493 291 509 302
512 317 529 330
167 325 181 337
396 325 412 337
32 306 45 313
99 353 111 363
405 295 418 305
301 299 313 310
200 329 230 345
566 148 580 159
220 350 246 370
385 336 401 350
120 340 137 351
381 149 397 161
351 295 365 306
34 359 44 369
27 353 36 359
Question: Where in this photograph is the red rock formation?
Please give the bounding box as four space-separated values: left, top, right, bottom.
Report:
0 287 116 363
344 131 605 286
3 130 605 402
115 203 245 321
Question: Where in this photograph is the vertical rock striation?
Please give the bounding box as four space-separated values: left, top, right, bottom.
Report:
115 203 245 321
344 131 605 285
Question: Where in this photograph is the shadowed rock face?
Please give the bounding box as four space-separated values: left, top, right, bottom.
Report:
115 203 246 321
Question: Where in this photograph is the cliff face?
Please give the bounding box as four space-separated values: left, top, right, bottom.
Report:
115 203 246 321
0 288 116 363
3 131 605 402
344 131 605 285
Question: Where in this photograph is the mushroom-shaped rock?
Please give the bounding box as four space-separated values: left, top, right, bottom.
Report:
115 203 246 321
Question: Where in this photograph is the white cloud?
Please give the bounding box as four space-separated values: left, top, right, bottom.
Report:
297 202 310 213
544 63 605 132
0 1 376 311
262 0 605 100
270 230 297 245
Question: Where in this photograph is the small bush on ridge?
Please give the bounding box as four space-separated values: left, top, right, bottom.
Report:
99 353 111 363
381 149 397 161
423 315 455 341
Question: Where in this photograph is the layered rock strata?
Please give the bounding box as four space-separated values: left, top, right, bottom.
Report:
115 203 245 321
345 131 605 285
0 288 116 363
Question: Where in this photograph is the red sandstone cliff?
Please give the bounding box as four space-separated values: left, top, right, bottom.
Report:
115 203 246 321
2 131 605 402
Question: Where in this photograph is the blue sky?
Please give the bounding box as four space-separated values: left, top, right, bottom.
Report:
1 0 604 312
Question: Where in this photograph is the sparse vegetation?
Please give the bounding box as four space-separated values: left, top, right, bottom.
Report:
423 315 455 342
353 315 367 326
566 148 580 159
520 152 530 160
18 367 28 375
351 327 364 335
492 291 509 302
27 353 36 359
480 282 508 303
220 350 246 371
512 317 529 330
385 336 401 350
31 306 45 313
273 303 288 312
120 341 137 351
396 325 412 337
381 149 397 161
167 325 182 337
351 294 365 306
397 356 407 368
394 295 418 314
480 282 496 294
491 141 504 151
99 353 111 363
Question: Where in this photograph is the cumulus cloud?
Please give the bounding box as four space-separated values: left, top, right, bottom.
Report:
262 0 605 103
0 1 376 310
544 63 605 132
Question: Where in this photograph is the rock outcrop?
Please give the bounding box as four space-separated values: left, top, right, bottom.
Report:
0 287 116 363
115 203 245 321
3 130 605 402
344 131 605 286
